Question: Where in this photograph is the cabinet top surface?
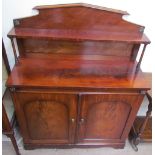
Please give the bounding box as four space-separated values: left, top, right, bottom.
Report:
6 55 151 90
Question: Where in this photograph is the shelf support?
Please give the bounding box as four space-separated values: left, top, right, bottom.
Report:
10 38 19 65
136 44 147 71
130 44 140 61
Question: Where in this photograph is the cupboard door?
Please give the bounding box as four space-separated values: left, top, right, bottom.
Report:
77 93 143 144
14 91 77 144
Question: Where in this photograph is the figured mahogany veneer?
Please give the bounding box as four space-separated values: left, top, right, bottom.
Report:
7 56 151 90
8 3 150 43
6 3 151 150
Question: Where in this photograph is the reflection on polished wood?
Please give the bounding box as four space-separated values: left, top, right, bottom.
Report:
8 28 150 43
7 55 151 90
6 3 151 150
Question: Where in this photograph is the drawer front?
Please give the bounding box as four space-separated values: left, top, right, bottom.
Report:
77 93 144 144
13 90 78 145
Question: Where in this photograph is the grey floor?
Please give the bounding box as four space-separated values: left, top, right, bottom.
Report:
2 140 152 155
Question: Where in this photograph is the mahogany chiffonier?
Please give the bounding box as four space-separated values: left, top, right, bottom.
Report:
6 3 151 149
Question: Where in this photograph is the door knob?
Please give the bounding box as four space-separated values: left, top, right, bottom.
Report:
71 118 75 123
80 118 85 123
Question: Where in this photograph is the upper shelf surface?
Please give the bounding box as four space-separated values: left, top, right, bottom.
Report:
6 55 151 90
8 28 150 43
8 3 150 43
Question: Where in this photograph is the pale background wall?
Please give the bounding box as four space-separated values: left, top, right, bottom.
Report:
2 0 154 72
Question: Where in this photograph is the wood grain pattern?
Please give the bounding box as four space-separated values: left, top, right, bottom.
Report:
77 94 142 143
12 4 142 32
7 3 150 43
8 28 150 43
13 92 77 144
20 39 133 57
6 57 151 90
6 3 151 149
25 101 69 140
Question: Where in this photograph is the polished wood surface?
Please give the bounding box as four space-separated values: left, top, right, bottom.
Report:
77 94 143 143
10 90 144 149
17 39 135 56
7 3 150 43
7 3 151 149
6 56 151 90
8 28 150 43
33 3 129 14
13 92 77 144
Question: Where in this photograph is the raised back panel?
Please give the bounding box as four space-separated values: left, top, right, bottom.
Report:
13 3 144 58
14 3 144 34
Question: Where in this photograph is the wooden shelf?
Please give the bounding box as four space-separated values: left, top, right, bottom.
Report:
6 55 151 90
6 3 151 91
8 28 150 44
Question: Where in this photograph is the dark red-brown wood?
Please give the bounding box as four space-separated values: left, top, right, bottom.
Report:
8 28 150 43
6 56 151 90
6 3 151 150
13 91 77 145
7 3 150 44
77 94 143 144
